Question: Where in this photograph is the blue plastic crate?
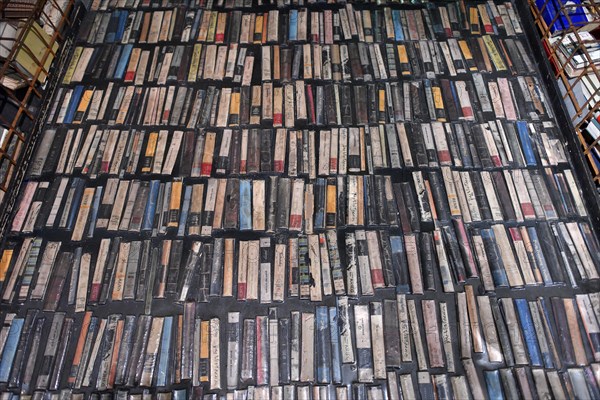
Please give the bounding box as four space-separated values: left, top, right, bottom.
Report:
536 0 590 33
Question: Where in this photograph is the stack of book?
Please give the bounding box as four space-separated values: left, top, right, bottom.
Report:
0 0 599 398
548 31 600 78
0 19 59 90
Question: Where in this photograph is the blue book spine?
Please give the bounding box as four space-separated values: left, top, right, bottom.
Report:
427 4 443 35
554 175 573 216
449 81 462 118
173 389 187 400
239 179 252 230
115 10 127 42
289 10 298 41
516 121 537 166
514 299 542 366
87 186 103 237
64 85 84 124
156 316 173 387
114 44 133 80
486 4 499 35
459 127 473 168
484 370 504 400
177 185 192 237
537 298 560 366
328 307 342 384
533 300 555 369
316 306 331 384
585 366 600 399
392 10 404 41
526 227 553 285
191 10 203 39
142 180 160 232
390 235 410 293
314 178 326 229
480 228 509 287
105 13 117 43
0 318 24 382
67 178 86 231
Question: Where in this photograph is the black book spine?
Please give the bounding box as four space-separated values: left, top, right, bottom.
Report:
400 182 420 233
420 232 436 291
197 243 213 302
492 171 516 221
166 240 183 294
314 178 326 230
407 124 428 168
267 176 278 233
367 84 378 124
427 170 451 222
99 237 122 305
224 178 240 230
373 175 388 226
209 238 223 297
278 318 291 384
240 86 251 125
470 125 493 169
470 171 492 221
441 224 467 283
551 297 575 366
337 177 346 228
379 230 396 288
363 176 377 226
325 84 337 126
260 129 273 173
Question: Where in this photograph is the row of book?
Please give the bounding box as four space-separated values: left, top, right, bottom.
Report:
48 77 552 133
26 123 569 184
12 162 592 238
91 0 480 12
79 2 523 49
95 0 437 9
63 37 536 90
10 364 600 400
1 294 599 395
2 220 598 310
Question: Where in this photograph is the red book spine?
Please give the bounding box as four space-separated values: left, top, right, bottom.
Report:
289 215 302 230
274 160 284 173
461 105 473 119
237 283 246 301
509 227 522 242
201 163 212 177
371 269 385 288
89 283 101 303
256 320 264 383
306 84 316 124
521 202 535 219
438 150 451 164
491 155 502 167
329 157 338 171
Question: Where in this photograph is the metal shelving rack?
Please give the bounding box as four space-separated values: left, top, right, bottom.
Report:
530 0 600 184
0 0 77 237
